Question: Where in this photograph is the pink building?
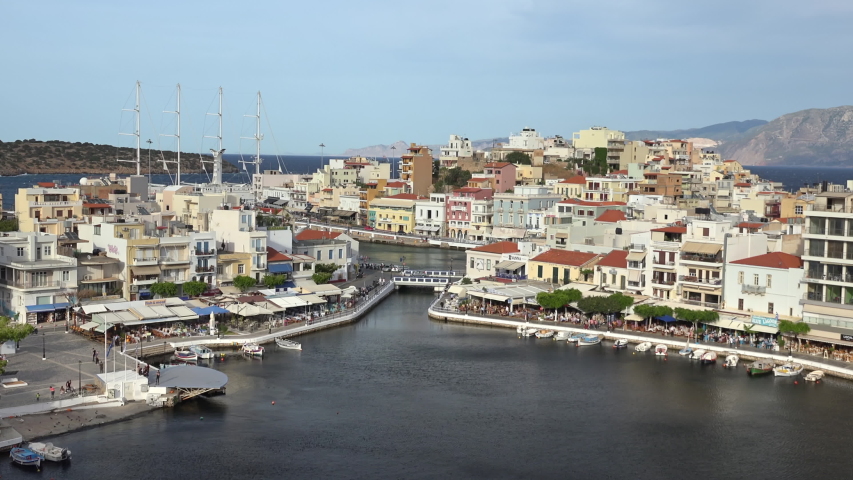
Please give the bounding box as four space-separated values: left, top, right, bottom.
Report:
484 162 517 193
446 187 494 239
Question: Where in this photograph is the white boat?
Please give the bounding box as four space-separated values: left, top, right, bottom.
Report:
690 349 707 360
700 351 717 364
275 337 302 350
612 338 628 348
241 343 264 357
654 344 668 356
174 349 198 362
535 329 554 339
774 362 804 377
566 333 585 343
577 335 601 346
188 345 214 359
522 327 538 337
554 331 571 341
724 354 739 368
635 342 652 352
516 324 527 334
678 347 693 356
805 370 825 382
27 442 71 462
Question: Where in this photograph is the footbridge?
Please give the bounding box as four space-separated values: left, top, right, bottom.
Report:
392 276 453 287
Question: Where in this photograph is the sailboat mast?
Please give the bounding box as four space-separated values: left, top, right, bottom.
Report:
256 91 261 176
176 83 182 186
205 87 225 186
118 80 142 175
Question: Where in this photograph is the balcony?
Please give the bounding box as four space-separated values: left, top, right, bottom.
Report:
681 298 721 308
160 256 189 265
810 204 851 213
651 277 675 286
195 265 215 273
254 246 266 253
29 200 79 207
0 278 64 289
742 284 767 294
132 276 159 285
804 272 853 283
194 249 216 256
679 275 722 286
160 276 185 283
680 253 722 264
131 256 158 266
652 257 676 267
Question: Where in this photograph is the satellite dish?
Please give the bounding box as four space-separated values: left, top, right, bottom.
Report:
80 177 89 185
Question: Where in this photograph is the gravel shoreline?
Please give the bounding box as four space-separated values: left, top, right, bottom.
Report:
1 401 157 443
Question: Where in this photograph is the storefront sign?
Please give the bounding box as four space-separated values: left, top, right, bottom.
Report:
751 315 778 328
507 254 528 262
145 299 167 307
841 334 853 342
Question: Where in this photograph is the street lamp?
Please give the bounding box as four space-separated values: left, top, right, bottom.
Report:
319 143 325 170
146 139 153 182
390 145 397 177
163 341 167 356
42 333 45 360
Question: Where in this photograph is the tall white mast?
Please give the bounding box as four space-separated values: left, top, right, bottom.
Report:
205 87 225 185
240 91 264 197
118 81 142 175
161 83 182 185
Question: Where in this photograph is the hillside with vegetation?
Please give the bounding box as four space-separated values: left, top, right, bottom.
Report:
0 139 239 175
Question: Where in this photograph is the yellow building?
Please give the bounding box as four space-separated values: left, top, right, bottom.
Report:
368 194 419 234
527 249 600 285
572 126 625 150
515 164 543 186
781 195 814 218
15 185 84 235
553 176 586 199
216 251 252 285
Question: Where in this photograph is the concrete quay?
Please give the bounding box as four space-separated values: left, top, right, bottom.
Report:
427 299 853 381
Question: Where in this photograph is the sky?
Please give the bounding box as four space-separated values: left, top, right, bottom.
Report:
2 0 853 155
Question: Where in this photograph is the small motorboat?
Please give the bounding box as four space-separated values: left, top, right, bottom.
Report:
188 345 214 359
566 333 585 343
654 344 668 356
554 331 571 341
28 442 71 462
635 342 652 352
174 349 198 362
516 324 527 334
747 360 775 376
774 362 804 377
805 370 825 382
241 343 264 357
275 337 302 350
10 447 41 468
535 329 554 339
577 335 602 346
700 351 717 364
612 338 628 348
724 354 739 368
678 346 694 356
521 327 538 337
690 349 707 360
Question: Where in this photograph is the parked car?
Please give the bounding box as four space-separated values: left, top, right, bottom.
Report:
201 288 222 297
363 226 374 231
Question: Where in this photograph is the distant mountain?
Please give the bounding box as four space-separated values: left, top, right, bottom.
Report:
624 120 768 142
0 139 238 175
718 106 853 166
341 141 410 158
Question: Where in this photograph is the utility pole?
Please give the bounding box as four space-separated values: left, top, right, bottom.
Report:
146 139 153 182
319 143 325 171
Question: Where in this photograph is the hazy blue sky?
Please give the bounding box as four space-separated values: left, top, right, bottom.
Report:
2 0 852 155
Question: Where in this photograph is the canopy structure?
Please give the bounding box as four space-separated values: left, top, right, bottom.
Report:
447 285 468 296
131 266 161 276
268 296 310 309
681 242 722 255
226 304 274 317
466 283 551 305
626 251 647 262
79 321 99 331
657 315 677 323
495 260 525 271
714 318 777 334
299 283 342 297
299 294 328 305
191 305 229 316
155 365 228 400
415 225 441 232
625 314 644 322
26 302 69 313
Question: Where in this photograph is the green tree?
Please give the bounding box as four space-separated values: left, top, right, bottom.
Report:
778 319 811 351
181 281 207 297
262 274 288 289
149 282 177 298
314 263 338 275
0 219 18 232
443 167 473 188
537 289 582 310
583 148 609 176
233 275 257 293
460 277 473 285
506 151 532 165
312 272 332 284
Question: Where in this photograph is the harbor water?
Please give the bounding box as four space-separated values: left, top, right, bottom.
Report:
3 243 853 479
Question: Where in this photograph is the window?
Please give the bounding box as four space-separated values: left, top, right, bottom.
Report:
470 258 474 268
317 250 322 260
338 248 343 259
61 270 70 281
16 247 24 257
486 259 491 270
702 228 710 237
43 246 51 256
768 303 774 314
766 275 772 288
329 249 333 260
753 274 759 286
738 271 744 284
795 205 803 215
238 264 245 274
94 225 101 236
538 265 543 277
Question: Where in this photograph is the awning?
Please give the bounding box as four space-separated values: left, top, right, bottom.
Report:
219 286 241 295
448 285 468 296
131 266 161 276
799 334 853 348
628 270 641 282
555 232 568 239
80 321 99 331
268 263 293 273
626 251 647 262
226 304 274 317
268 296 310 309
495 260 525 271
625 314 644 322
333 210 357 217
657 315 677 323
191 305 230 316
490 227 526 239
299 294 327 305
714 318 778 334
681 242 722 255
415 225 441 232
25 302 69 313
81 304 110 315
169 305 199 319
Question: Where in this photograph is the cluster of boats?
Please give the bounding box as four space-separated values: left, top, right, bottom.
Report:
171 338 301 361
10 441 71 469
517 326 601 345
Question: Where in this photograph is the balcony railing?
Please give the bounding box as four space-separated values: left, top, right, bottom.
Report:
681 298 721 308
195 265 215 272
194 249 216 256
0 278 63 289
680 253 722 263
742 284 767 294
679 275 722 286
651 277 675 286
160 256 189 263
804 272 852 282
652 258 675 266
131 257 158 264
810 204 850 213
254 246 266 253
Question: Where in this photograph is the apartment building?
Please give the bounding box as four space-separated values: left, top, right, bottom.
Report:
465 241 520 279
528 249 600 285
484 162 517 193
491 187 561 241
572 126 625 150
369 194 420 234
401 143 433 197
210 209 267 283
446 188 493 240
15 185 85 235
553 176 585 199
415 194 447 237
439 135 473 168
725 252 804 319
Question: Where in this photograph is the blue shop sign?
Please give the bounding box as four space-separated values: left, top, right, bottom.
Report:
751 315 778 328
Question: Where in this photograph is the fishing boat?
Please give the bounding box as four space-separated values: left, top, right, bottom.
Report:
724 354 739 368
773 362 804 377
613 338 628 348
700 351 717 364
554 331 571 341
10 447 41 468
746 360 775 376
275 337 302 350
577 335 602 346
535 329 554 339
27 442 71 462
654 344 668 356
566 333 585 343
522 327 538 337
690 349 707 360
174 349 198 362
188 345 214 359
678 346 694 356
805 370 825 382
241 343 264 357
635 342 652 352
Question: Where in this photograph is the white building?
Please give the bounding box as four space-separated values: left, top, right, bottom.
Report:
415 194 447 237
508 127 545 151
210 210 267 283
725 251 804 319
439 135 473 168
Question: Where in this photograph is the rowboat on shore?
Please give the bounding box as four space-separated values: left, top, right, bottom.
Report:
805 370 825 382
28 442 71 462
613 338 628 348
242 344 264 357
654 344 668 356
635 342 652 352
746 360 774 376
10 447 41 468
554 331 571 341
535 329 554 339
174 349 198 362
774 362 803 377
577 335 602 346
275 337 302 350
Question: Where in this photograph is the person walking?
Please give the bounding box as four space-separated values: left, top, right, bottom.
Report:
92 348 97 362
36 392 40 402
50 385 55 399
156 370 160 385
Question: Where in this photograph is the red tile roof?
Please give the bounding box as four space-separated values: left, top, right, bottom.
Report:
612 170 628 175
385 181 407 188
386 193 422 200
454 187 484 193
267 246 292 262
651 226 687 234
595 209 627 223
84 203 111 209
295 229 342 241
730 252 802 270
559 176 586 184
723 159 737 163
484 162 512 168
734 183 752 187
37 182 56 188
470 241 519 254
738 222 766 229
531 249 599 267
596 249 628 269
